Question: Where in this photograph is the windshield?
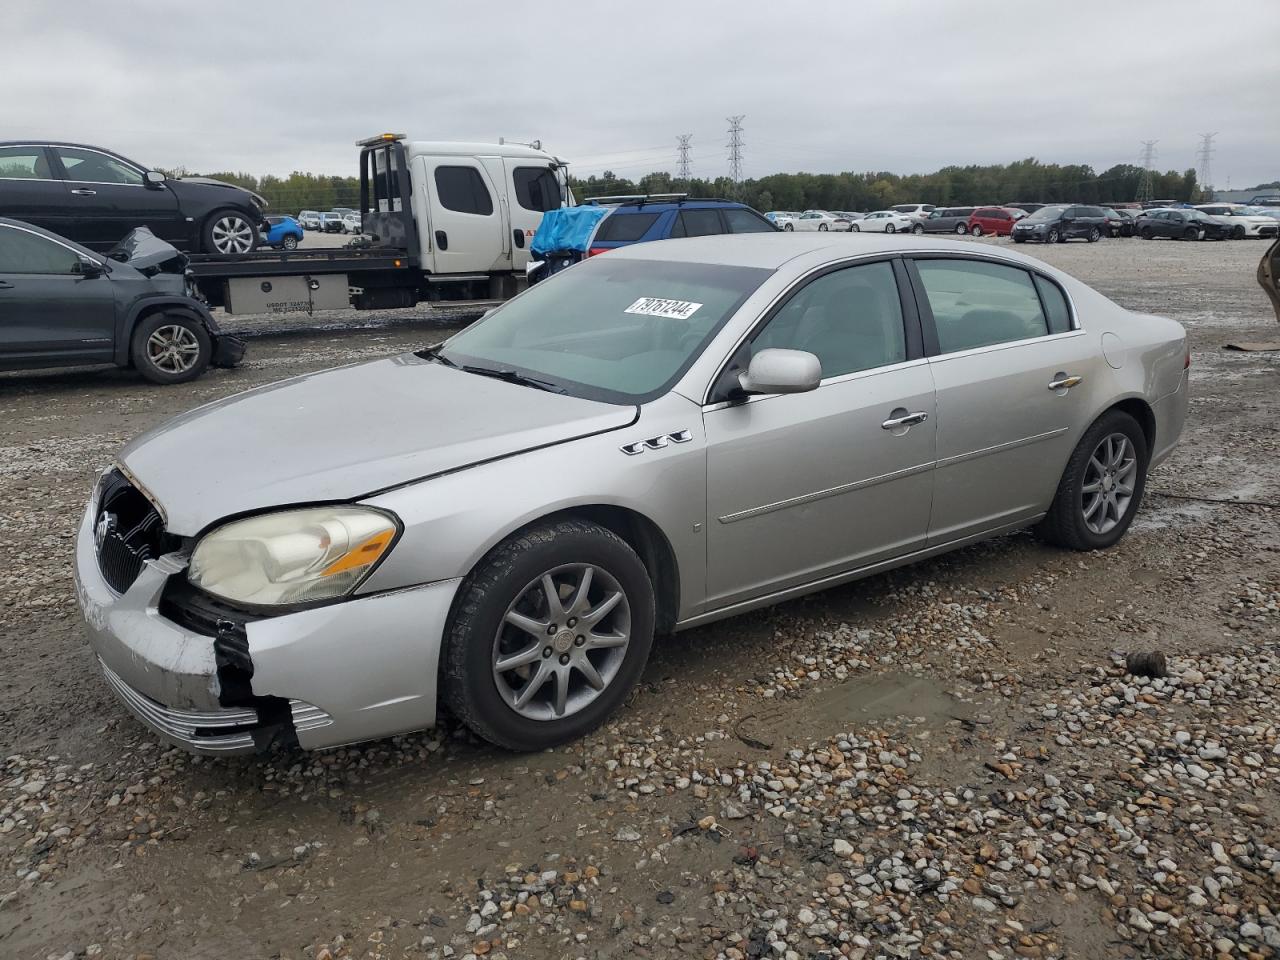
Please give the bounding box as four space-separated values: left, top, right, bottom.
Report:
437 256 772 404
1025 206 1067 222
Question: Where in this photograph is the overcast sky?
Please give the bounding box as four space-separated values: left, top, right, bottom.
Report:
8 0 1277 189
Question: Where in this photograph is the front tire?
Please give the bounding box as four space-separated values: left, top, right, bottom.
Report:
818 223 828 232
1141 226 1154 240
1232 226 1245 240
202 209 258 255
970 224 984 237
911 223 924 234
1035 409 1148 551
783 223 793 231
1087 227 1101 243
850 223 860 232
442 519 656 751
1047 227 1061 243
130 312 212 385
1182 227 1199 241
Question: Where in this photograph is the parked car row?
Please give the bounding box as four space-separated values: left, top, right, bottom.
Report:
298 208 363 234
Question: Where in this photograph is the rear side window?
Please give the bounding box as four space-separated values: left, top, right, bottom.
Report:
0 226 81 274
1033 275 1073 334
594 211 659 243
434 166 494 215
0 146 52 179
723 208 775 233
916 259 1049 353
513 166 561 212
674 209 724 237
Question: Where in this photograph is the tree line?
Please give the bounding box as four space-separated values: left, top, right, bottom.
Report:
157 156 1204 215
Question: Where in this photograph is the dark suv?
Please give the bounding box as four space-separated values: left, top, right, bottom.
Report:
1010 205 1108 243
585 196 777 255
0 142 269 256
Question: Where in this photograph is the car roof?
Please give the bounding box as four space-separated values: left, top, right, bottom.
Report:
605 232 1065 273
605 199 752 213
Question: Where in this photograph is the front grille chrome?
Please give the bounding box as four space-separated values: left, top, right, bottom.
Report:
94 469 169 594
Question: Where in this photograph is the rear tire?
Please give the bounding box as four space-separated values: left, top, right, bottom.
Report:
1035 409 1148 551
955 223 968 234
281 234 299 250
783 223 793 231
442 519 655 751
1087 227 1101 243
1141 226 1154 240
885 224 896 234
1047 227 1061 243
130 312 212 385
1182 227 1199 241
850 224 860 232
818 223 828 232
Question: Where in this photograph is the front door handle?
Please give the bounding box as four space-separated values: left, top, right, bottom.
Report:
882 410 929 430
1048 374 1083 390
70 188 97 197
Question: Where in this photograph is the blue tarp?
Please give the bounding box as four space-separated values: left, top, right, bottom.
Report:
530 206 609 258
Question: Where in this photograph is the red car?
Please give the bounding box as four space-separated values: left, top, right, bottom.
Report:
967 207 1020 237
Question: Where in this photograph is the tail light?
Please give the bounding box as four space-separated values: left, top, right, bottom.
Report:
588 246 609 257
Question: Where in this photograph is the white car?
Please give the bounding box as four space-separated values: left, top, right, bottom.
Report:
852 211 916 234
891 203 937 221
342 213 363 234
1194 204 1280 239
766 211 798 231
793 210 851 232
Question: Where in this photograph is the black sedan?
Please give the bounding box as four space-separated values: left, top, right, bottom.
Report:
1137 209 1234 241
0 218 243 383
0 141 268 255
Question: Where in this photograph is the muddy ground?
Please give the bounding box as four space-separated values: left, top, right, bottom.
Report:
1 237 1277 960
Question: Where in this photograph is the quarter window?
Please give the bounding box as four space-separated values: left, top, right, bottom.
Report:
753 260 907 379
0 147 53 179
674 209 724 237
54 147 145 185
0 226 81 274
723 208 776 233
512 166 561 212
433 165 494 215
1033 275 1073 334
916 259 1049 353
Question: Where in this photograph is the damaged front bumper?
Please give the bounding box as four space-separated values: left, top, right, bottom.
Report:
74 502 460 756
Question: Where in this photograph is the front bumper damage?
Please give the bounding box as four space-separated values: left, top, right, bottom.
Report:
74 501 460 756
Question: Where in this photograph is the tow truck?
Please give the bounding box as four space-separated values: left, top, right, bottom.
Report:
186 134 571 316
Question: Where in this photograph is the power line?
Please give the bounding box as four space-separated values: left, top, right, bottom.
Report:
1195 132 1217 199
676 135 692 180
1137 140 1158 202
727 115 745 188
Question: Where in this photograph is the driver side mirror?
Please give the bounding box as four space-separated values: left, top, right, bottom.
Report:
74 259 107 279
738 348 822 395
145 170 166 188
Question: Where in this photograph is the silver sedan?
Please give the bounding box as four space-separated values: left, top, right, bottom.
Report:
75 235 1189 754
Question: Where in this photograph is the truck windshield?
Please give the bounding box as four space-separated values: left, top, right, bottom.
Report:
435 257 772 404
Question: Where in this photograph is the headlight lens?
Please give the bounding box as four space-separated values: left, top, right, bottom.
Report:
189 507 398 607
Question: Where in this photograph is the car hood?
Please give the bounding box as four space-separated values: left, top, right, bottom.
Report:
106 227 187 273
168 176 267 209
119 354 638 535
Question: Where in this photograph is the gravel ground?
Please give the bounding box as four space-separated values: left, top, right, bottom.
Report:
1 236 1278 960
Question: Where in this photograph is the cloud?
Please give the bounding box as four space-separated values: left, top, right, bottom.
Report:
5 0 1277 188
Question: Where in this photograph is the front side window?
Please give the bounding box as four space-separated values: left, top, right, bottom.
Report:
752 260 907 379
438 257 771 403
0 226 82 274
54 147 144 185
723 208 775 233
0 146 53 179
512 166 561 212
433 165 494 215
916 259 1049 353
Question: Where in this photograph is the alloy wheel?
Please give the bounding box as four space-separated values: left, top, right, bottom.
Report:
492 563 631 721
210 215 256 254
1081 433 1138 535
145 325 201 374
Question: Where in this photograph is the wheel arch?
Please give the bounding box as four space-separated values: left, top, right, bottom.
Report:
116 296 219 367
1107 396 1156 457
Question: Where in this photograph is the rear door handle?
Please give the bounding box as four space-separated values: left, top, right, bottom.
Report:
882 410 929 430
71 188 97 197
1048 374 1083 390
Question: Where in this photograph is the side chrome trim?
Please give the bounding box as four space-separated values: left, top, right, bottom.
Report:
718 460 935 524
676 515 1042 631
289 700 335 733
935 426 1069 469
621 428 692 456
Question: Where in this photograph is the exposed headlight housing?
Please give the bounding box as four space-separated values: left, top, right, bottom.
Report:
189 506 398 607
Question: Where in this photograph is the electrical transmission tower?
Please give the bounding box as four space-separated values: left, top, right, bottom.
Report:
1137 140 1158 202
1195 132 1217 200
726 115 745 188
676 135 692 180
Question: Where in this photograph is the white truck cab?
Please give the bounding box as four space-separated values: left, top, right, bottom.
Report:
361 134 572 295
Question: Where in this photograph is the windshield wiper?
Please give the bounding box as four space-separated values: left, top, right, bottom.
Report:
417 344 458 367
461 364 566 394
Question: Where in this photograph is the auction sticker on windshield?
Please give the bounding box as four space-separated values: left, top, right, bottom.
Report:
624 297 703 320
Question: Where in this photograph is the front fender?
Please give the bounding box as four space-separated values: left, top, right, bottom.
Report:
359 393 709 622
116 295 224 366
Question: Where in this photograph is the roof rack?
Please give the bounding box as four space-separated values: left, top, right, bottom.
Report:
582 193 740 207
